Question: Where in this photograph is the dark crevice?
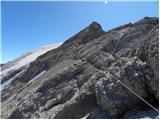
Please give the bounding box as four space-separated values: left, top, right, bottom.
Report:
145 93 159 109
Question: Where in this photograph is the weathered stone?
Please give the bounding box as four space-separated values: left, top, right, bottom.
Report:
1 17 159 119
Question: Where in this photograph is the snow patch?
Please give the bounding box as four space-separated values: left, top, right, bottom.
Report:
1 44 60 77
1 69 25 91
26 70 46 86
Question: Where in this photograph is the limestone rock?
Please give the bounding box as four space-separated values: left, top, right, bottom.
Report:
1 17 159 119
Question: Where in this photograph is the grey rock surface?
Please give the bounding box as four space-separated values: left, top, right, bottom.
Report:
1 17 159 119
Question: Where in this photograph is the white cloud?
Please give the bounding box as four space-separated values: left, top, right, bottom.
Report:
105 0 108 4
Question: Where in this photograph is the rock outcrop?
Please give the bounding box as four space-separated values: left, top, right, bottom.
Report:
1 17 159 119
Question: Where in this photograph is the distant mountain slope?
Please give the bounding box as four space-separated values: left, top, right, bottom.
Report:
1 17 159 119
1 44 60 87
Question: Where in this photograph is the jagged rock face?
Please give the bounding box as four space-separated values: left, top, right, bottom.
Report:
143 25 159 99
95 24 159 118
1 17 159 119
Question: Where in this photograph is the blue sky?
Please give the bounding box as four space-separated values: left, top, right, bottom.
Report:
1 1 158 63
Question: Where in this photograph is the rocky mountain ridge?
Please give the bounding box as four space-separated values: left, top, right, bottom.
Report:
1 17 159 119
